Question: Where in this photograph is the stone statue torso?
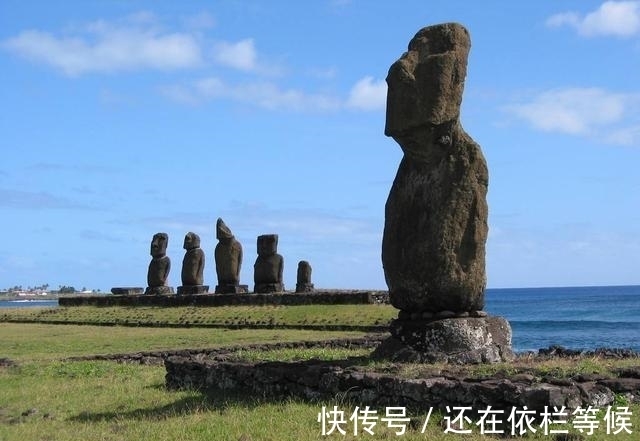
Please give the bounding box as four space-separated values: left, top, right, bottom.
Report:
182 248 205 286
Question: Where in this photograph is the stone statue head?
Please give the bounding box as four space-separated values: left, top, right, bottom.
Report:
216 218 234 241
150 233 168 258
385 22 470 152
257 234 278 256
183 232 201 250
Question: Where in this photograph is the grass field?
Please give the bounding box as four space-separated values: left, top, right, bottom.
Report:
1 306 639 440
0 304 395 329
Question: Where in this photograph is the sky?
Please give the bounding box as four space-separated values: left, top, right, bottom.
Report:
1 0 639 292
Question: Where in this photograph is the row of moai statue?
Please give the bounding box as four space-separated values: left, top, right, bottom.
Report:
145 218 314 295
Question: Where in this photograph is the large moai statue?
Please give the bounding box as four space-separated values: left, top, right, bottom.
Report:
145 232 174 295
214 218 248 294
295 260 314 293
253 234 284 293
377 23 513 363
177 232 209 295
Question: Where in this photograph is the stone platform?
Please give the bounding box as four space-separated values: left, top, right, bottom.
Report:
214 284 249 294
373 315 514 364
110 287 144 295
58 290 389 307
144 286 175 295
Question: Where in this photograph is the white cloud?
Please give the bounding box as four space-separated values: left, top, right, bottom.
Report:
2 13 282 77
213 38 257 71
162 76 343 112
547 1 640 37
506 88 626 136
346 76 387 111
161 75 387 113
211 38 284 76
2 23 202 76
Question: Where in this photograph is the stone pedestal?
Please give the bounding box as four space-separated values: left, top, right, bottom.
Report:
254 283 284 294
295 283 314 293
215 284 249 294
111 287 144 295
177 285 209 295
145 286 174 295
374 315 514 364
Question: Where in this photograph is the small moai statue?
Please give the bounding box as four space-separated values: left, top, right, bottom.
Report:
253 234 284 293
177 232 209 295
295 260 314 293
145 232 174 295
214 218 248 294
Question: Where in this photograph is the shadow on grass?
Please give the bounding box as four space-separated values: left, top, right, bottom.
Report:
69 357 375 423
68 390 277 423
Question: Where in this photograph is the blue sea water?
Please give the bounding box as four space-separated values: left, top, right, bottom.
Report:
485 285 640 353
0 299 59 309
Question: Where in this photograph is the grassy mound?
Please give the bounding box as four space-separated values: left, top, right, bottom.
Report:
0 304 395 330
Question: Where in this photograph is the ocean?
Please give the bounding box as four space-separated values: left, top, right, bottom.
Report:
0 299 59 309
1 286 639 353
485 285 640 353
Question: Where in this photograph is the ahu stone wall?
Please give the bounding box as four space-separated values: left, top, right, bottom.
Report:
58 290 389 307
165 354 640 414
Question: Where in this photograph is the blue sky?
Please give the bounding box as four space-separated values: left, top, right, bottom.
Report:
1 0 639 292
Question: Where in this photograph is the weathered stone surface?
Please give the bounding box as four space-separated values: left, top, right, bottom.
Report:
382 22 488 314
144 286 174 295
577 382 616 407
110 287 144 295
165 349 636 413
215 284 249 294
295 260 314 293
254 283 284 294
177 285 209 295
147 232 172 292
377 316 514 363
59 290 388 307
214 218 244 290
181 232 205 286
254 234 284 293
598 378 640 393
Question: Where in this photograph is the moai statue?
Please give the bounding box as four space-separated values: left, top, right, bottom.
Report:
177 232 208 294
214 218 248 294
374 22 514 363
145 232 174 295
383 22 488 315
253 234 284 293
295 260 314 293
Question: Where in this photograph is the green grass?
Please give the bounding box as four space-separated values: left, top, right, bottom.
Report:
228 346 373 362
2 306 640 440
0 360 325 441
3 358 639 441
0 304 395 329
0 322 367 362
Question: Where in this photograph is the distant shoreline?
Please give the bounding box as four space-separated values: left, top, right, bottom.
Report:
0 295 58 301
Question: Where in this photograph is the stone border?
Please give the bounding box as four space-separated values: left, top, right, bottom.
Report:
164 343 640 414
58 290 389 307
